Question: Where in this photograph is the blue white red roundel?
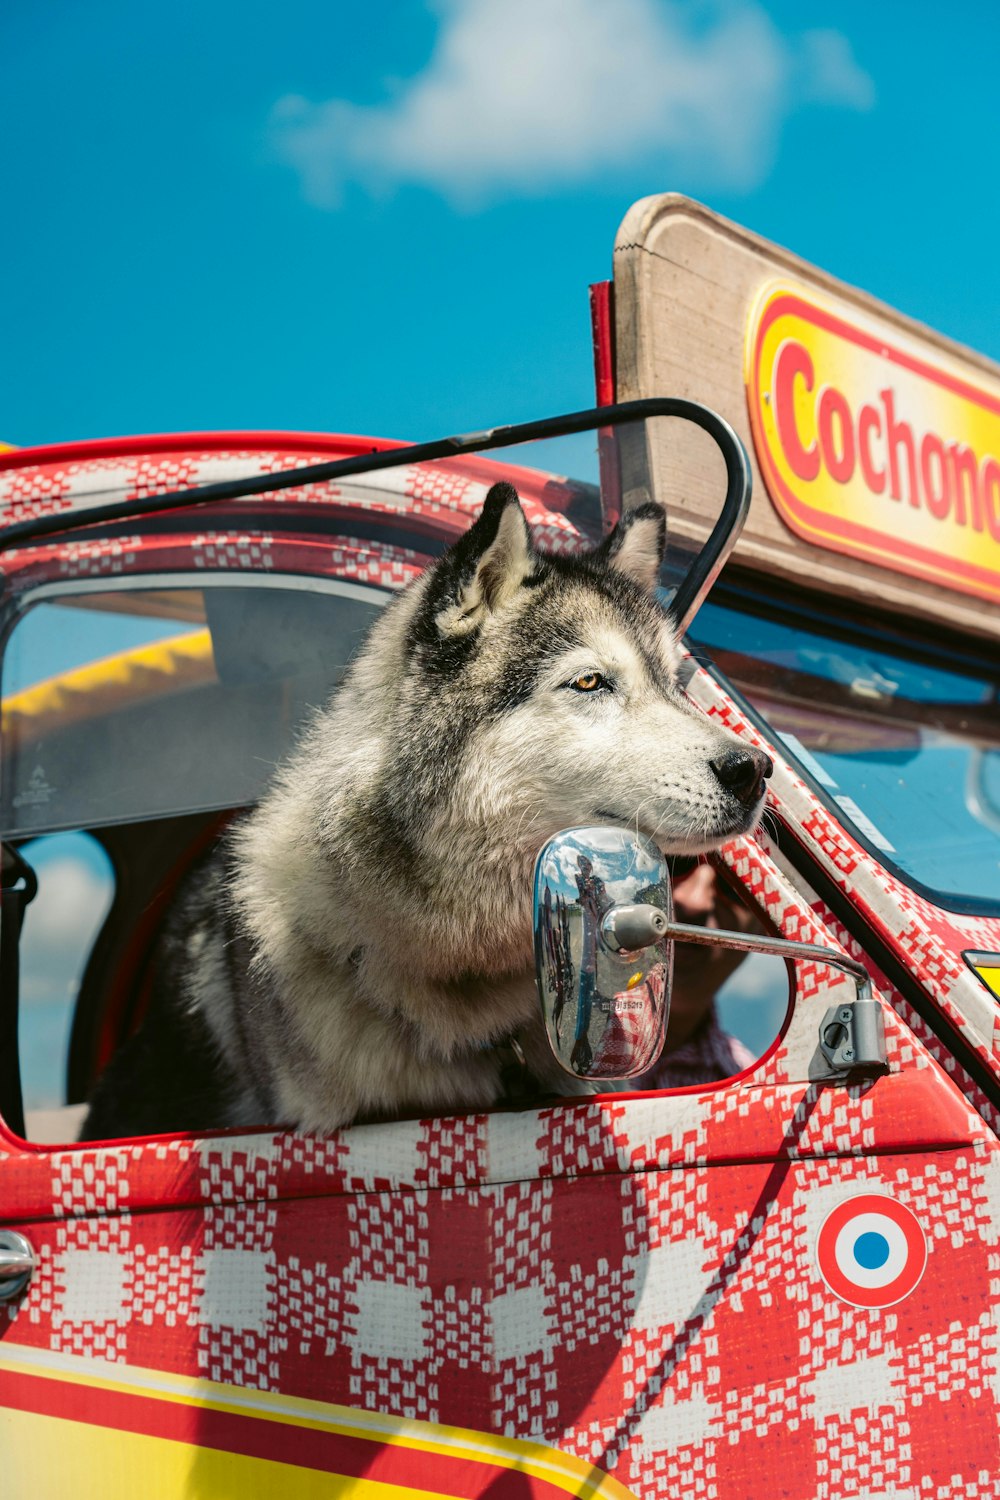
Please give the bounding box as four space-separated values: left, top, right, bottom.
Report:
816 1194 927 1309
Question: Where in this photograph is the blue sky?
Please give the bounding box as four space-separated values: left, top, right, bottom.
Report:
4 1 999 450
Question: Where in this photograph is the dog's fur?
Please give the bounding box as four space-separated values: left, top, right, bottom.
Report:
81 485 769 1139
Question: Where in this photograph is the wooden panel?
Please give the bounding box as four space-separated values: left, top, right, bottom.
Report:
613 194 1000 642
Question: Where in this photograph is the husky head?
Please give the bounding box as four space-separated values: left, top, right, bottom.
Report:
376 481 771 870
233 479 774 1073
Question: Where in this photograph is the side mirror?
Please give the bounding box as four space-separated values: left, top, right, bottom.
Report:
533 826 674 1081
533 826 886 1084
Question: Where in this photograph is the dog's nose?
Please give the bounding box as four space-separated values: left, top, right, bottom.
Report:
709 746 773 807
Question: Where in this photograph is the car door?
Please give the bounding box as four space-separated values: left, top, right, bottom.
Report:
2 896 995 1498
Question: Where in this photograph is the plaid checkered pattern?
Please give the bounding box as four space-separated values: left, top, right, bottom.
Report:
4 1122 999 1498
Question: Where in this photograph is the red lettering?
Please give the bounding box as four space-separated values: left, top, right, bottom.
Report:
920 433 952 520
948 443 981 529
880 388 919 507
857 405 885 494
769 356 996 549
773 339 819 482
817 386 855 484
980 457 1000 544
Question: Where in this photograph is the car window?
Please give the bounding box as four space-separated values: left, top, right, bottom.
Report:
1 559 792 1142
1 576 390 1139
1 580 388 837
690 600 1000 913
3 578 792 1142
638 862 789 1090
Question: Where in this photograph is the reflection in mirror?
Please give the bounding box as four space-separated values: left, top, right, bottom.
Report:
534 826 673 1080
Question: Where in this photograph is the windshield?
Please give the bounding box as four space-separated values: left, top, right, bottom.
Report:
689 599 1000 913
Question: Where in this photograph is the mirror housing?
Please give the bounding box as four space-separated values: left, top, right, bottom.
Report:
533 827 886 1084
533 827 673 1081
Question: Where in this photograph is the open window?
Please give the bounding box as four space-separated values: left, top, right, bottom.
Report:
652 859 789 1089
0 404 793 1143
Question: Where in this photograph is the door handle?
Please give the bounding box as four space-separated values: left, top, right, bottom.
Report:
0 1231 34 1300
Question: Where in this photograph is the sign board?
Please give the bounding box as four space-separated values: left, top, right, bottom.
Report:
612 195 1000 640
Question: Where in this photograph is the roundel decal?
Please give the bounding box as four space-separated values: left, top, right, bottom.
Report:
816 1194 927 1308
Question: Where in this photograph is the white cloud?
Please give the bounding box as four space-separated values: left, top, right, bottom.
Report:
269 0 874 208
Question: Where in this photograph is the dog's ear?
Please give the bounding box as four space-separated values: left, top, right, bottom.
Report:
433 482 535 635
595 500 666 591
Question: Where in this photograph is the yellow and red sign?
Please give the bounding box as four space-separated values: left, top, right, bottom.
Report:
746 285 1000 604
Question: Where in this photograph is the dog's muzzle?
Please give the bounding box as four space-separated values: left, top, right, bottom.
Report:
709 746 773 807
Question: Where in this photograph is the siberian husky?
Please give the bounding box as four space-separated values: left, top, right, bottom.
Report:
81 484 771 1139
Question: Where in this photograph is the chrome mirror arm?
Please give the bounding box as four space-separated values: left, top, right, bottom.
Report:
662 921 886 1076
660 921 873 1000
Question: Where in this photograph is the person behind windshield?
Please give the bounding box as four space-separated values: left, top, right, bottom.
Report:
639 859 756 1089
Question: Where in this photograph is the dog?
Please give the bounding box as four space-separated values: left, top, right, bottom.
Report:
80 483 771 1139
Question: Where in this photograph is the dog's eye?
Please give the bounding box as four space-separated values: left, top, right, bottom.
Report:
568 671 607 693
